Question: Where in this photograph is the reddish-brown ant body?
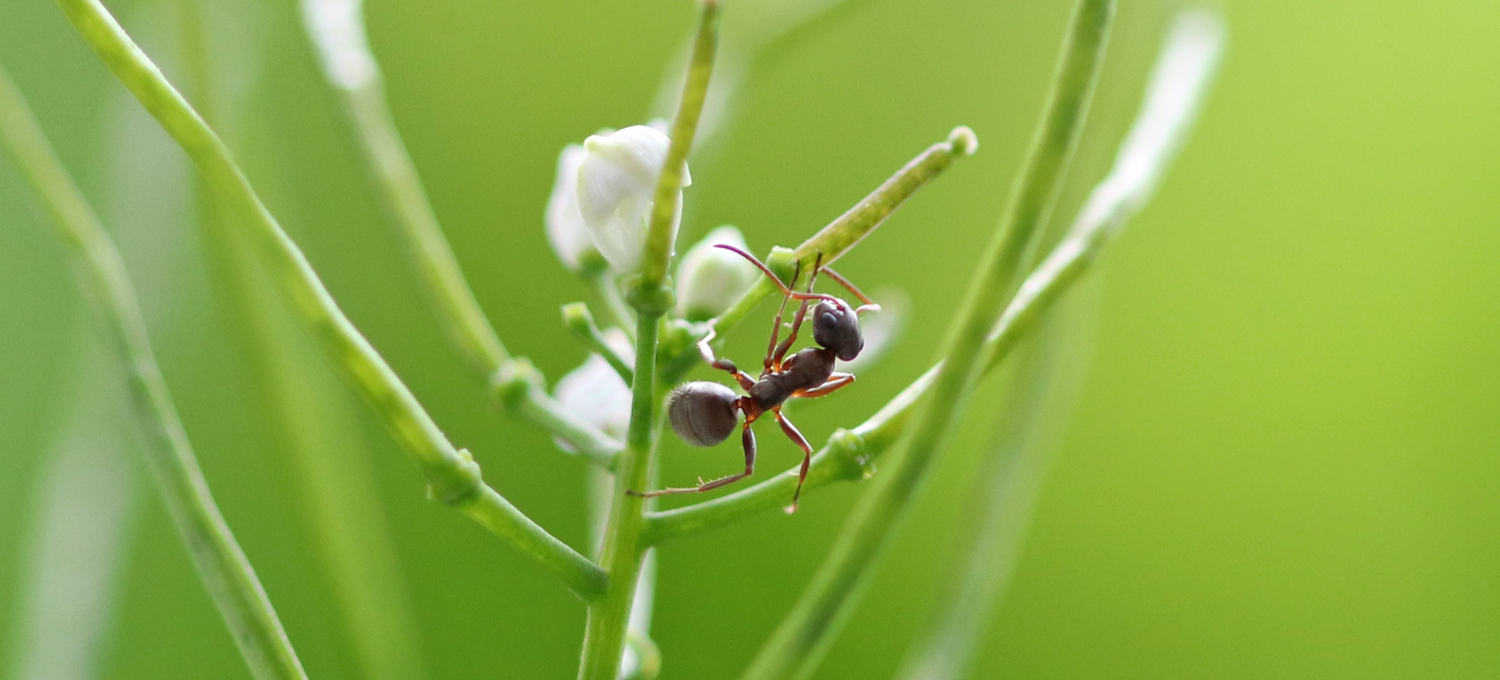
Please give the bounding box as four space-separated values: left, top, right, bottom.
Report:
634 245 878 512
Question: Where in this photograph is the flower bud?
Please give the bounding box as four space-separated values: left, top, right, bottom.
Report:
576 125 691 273
674 226 758 321
554 328 635 449
545 143 604 272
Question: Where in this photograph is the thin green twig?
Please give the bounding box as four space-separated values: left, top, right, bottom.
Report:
564 302 635 385
298 0 624 461
577 3 720 678
54 0 606 600
0 65 308 680
741 3 1114 677
300 0 505 371
709 127 978 341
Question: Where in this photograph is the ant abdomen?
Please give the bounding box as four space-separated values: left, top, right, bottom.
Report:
668 381 739 447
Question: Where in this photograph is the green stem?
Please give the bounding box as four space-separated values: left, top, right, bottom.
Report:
709 126 977 340
0 65 308 680
639 0 720 290
54 0 605 599
300 0 506 372
564 302 635 384
577 314 662 680
742 3 1113 677
299 0 623 460
578 3 720 677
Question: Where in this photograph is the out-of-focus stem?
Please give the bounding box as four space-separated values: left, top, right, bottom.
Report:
741 3 1114 677
0 64 309 680
54 0 605 599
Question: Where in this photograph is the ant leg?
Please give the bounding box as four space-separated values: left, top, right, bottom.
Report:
697 324 755 390
633 417 757 497
794 373 855 399
770 253 823 371
764 262 801 374
773 409 815 513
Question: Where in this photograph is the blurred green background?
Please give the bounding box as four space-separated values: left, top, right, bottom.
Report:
2 0 1499 678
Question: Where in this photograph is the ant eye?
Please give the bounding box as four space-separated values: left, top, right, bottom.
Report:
818 312 837 329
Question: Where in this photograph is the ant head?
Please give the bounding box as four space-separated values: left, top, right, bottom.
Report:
813 299 863 361
668 381 740 447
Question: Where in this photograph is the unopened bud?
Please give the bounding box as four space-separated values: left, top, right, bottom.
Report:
576 125 691 273
545 144 604 272
674 226 758 321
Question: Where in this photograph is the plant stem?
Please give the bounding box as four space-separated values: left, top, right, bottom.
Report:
564 302 635 384
710 127 977 339
299 0 624 460
578 315 661 680
640 0 720 291
0 65 308 680
578 3 720 677
742 3 1114 677
54 0 605 599
300 0 506 372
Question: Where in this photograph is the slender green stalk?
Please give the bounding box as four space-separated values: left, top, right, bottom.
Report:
899 18 1224 678
577 315 663 680
639 0 720 291
742 3 1113 677
300 0 505 372
54 0 605 599
564 302 635 385
710 127 978 339
578 3 720 677
299 0 624 460
0 65 308 680
179 3 428 675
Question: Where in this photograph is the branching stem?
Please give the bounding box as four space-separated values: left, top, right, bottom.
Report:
55 0 605 600
578 3 720 678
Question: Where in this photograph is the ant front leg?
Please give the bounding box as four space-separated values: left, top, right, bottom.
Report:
773 409 816 513
763 261 801 375
770 253 823 372
697 324 755 391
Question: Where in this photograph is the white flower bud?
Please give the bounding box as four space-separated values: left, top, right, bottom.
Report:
545 143 603 271
554 328 634 449
674 226 759 321
576 125 691 273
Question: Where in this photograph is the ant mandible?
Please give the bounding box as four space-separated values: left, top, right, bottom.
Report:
632 244 879 512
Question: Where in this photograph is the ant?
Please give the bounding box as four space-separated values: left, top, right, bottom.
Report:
632 245 879 512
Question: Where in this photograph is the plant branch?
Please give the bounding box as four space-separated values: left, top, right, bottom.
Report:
578 3 720 678
641 0 1216 551
300 0 506 371
0 64 308 680
639 0 721 292
740 2 1114 676
709 126 977 340
564 302 635 385
298 0 625 460
54 0 605 600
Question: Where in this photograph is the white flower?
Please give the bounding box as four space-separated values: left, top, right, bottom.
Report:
674 226 759 321
545 143 603 271
554 328 634 450
576 125 691 273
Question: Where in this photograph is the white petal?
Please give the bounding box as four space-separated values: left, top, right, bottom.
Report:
555 354 632 446
544 144 599 271
576 125 689 273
